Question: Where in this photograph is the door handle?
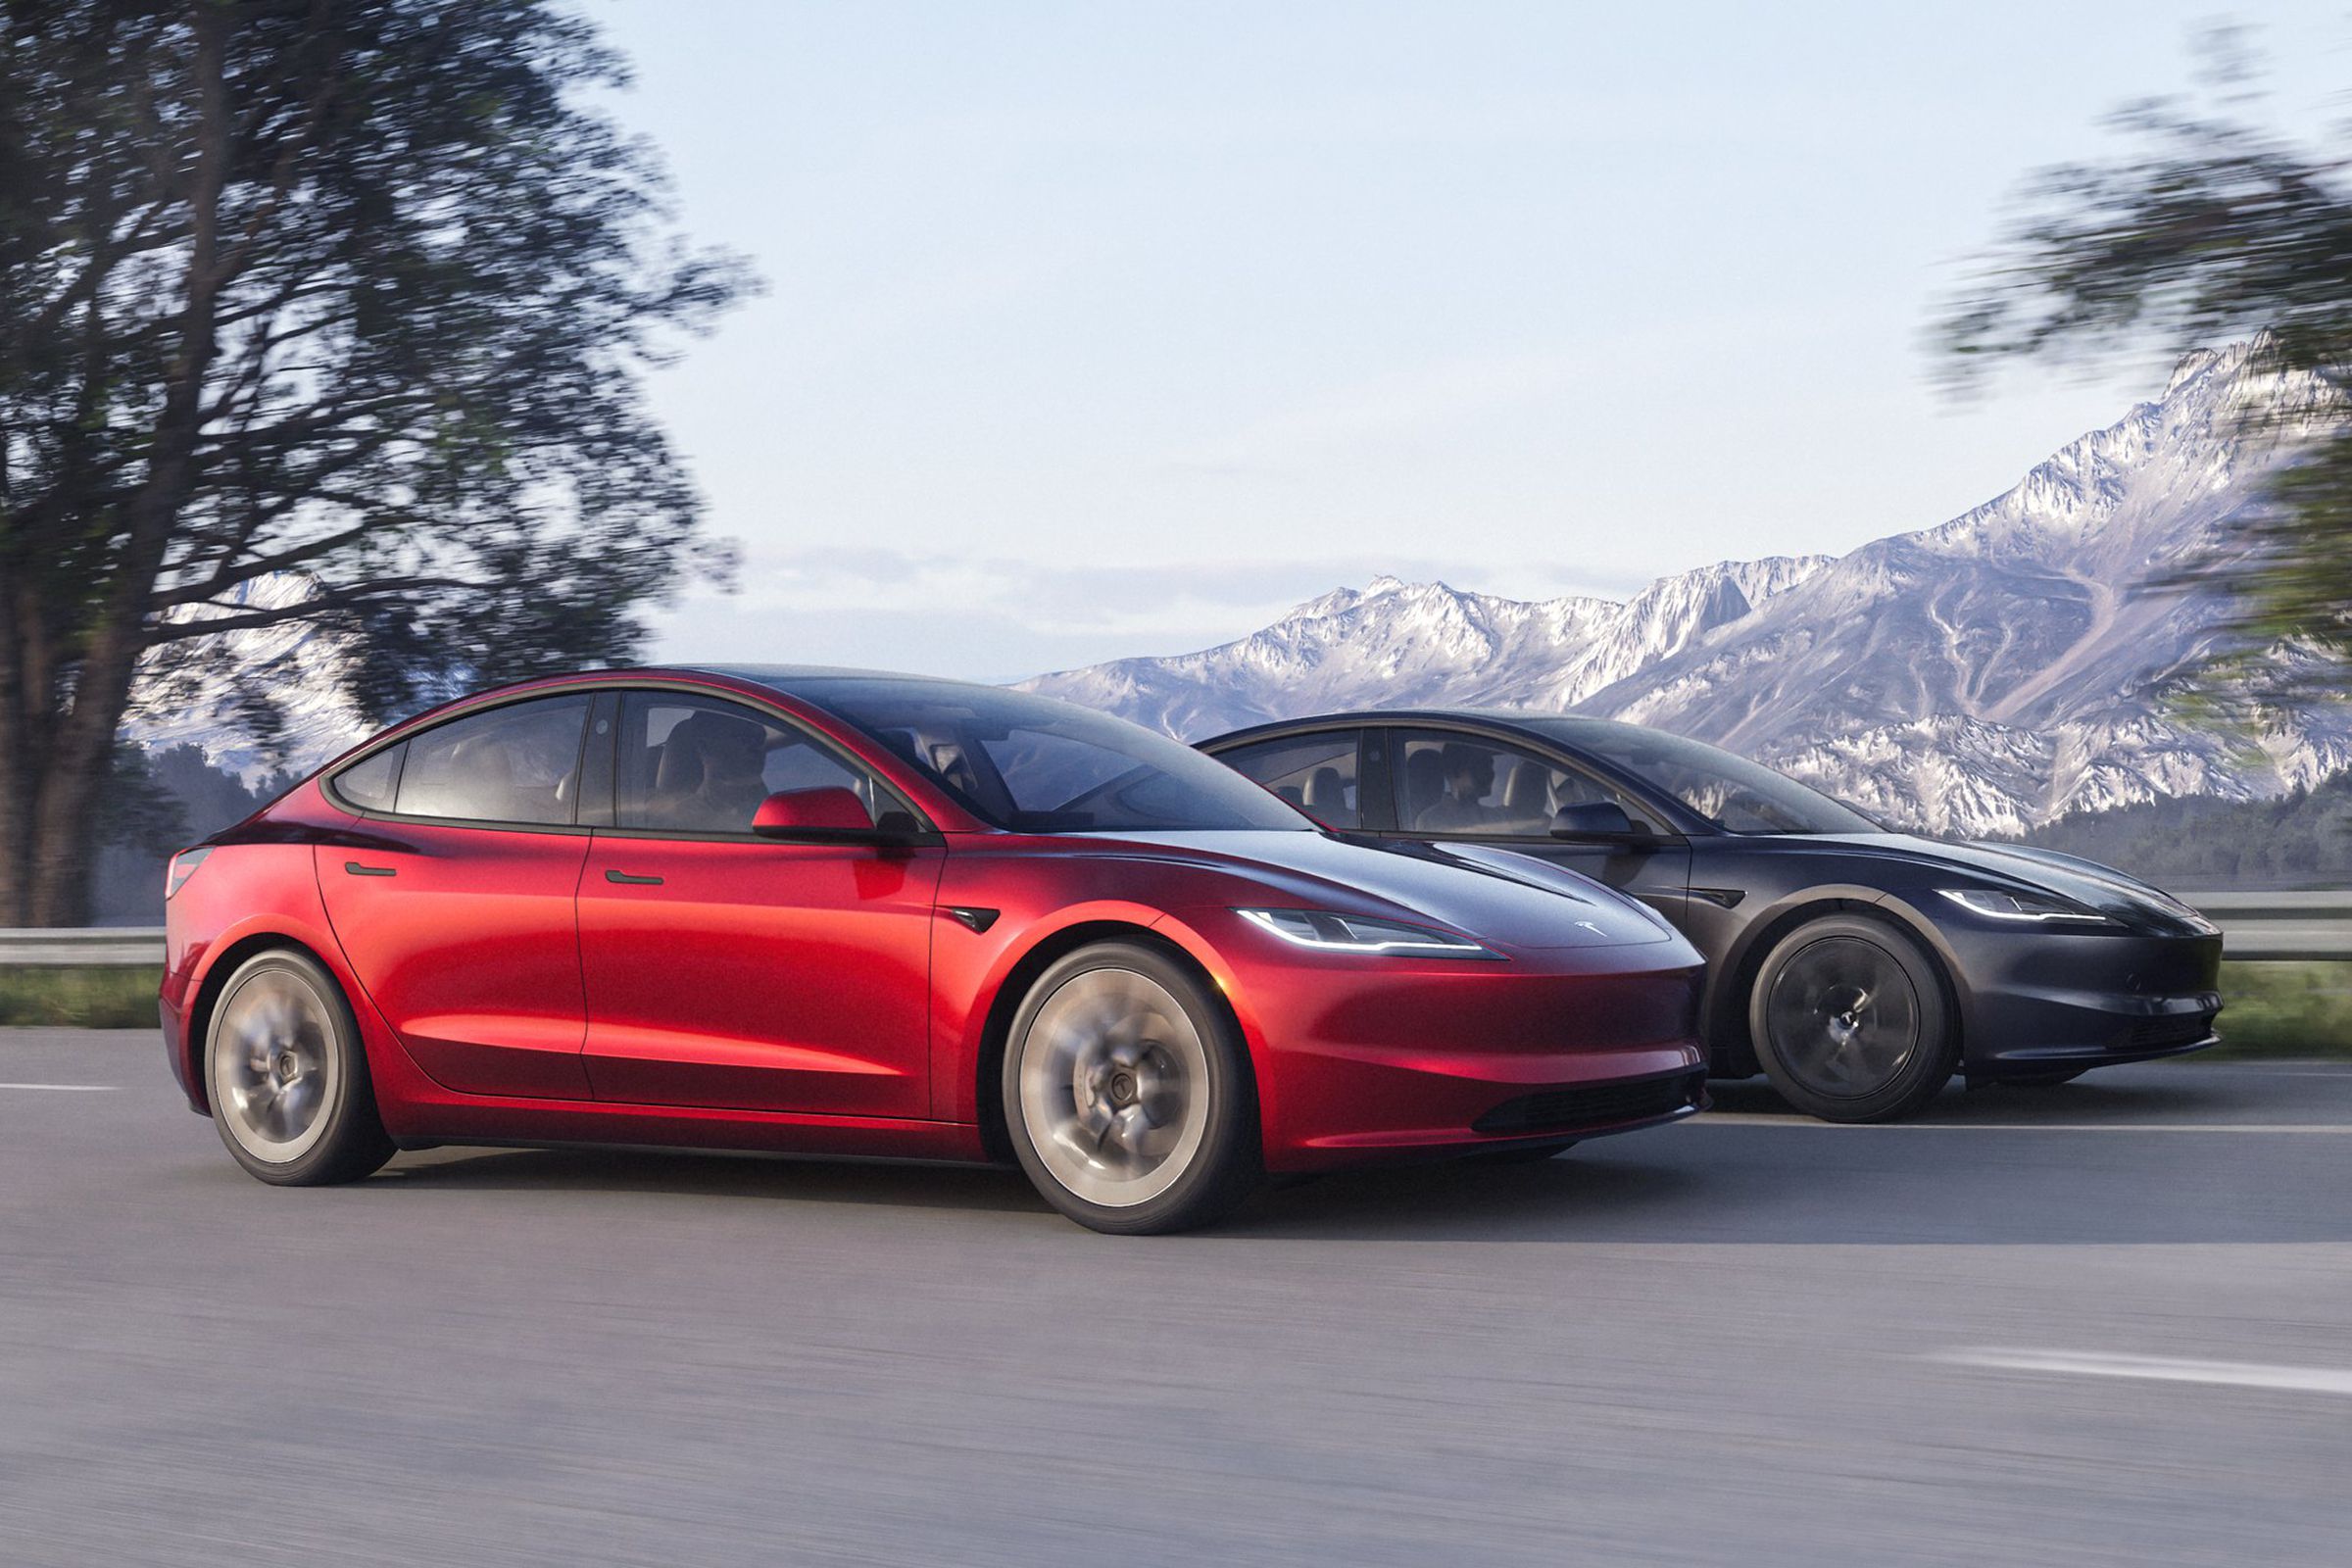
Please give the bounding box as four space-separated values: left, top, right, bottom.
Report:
344 861 396 877
604 869 663 886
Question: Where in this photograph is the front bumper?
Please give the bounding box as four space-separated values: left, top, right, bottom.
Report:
1952 925 2223 1080
1195 919 1710 1172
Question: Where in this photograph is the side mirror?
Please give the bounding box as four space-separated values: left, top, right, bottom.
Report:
754 787 894 843
1549 802 1654 844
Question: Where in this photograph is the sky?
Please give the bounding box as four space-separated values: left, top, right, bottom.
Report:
591 1 2352 683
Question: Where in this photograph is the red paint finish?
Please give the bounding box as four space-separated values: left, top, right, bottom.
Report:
164 669 1710 1184
315 821 596 1101
576 835 942 1114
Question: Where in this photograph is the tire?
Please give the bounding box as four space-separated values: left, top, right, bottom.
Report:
1748 913 1957 1123
205 949 395 1186
1002 941 1262 1234
1466 1140 1579 1165
2000 1068 2089 1088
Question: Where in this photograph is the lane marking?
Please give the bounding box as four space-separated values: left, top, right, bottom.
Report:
1936 1348 2352 1396
1699 1114 2350 1132
0 1082 119 1092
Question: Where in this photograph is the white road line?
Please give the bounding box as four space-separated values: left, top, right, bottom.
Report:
0 1082 118 1092
1699 1114 2350 1132
1936 1348 2352 1397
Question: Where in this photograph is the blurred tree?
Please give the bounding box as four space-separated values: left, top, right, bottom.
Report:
1937 27 2352 719
0 1 746 923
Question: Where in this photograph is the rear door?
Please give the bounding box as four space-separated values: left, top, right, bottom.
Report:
317 693 597 1100
575 690 944 1116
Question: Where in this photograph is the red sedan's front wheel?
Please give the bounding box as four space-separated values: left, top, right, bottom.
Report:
1004 942 1261 1235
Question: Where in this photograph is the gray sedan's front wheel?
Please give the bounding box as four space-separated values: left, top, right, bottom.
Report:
1748 914 1957 1123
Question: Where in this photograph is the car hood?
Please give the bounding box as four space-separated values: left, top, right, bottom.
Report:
1761 832 2216 937
1055 829 1684 951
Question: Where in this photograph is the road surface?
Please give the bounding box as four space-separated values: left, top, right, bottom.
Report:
3 1029 2348 1566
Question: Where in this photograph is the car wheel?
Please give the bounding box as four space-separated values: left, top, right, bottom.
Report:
1004 942 1261 1234
1466 1140 1579 1165
206 949 395 1186
1748 914 1957 1123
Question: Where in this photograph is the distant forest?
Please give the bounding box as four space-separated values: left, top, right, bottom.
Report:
2010 773 2352 890
91 746 288 924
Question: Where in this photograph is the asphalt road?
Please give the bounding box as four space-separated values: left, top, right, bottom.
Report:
3 1031 2349 1567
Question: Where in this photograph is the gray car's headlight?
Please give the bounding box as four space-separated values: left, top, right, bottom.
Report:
1236 908 1497 958
1937 888 2115 925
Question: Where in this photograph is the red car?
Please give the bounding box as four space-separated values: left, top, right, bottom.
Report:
161 667 1708 1233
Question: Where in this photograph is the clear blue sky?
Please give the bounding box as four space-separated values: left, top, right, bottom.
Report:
592 1 2351 681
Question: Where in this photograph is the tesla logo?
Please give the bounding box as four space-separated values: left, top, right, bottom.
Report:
1576 920 1606 936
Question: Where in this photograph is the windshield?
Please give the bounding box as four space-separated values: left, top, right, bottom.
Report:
796 679 1310 833
1527 717 1879 835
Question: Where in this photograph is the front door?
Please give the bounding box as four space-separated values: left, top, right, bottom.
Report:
1382 726 1691 921
576 691 944 1116
317 693 597 1100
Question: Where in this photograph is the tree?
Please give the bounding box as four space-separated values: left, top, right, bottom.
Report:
0 1 746 924
1936 27 2352 715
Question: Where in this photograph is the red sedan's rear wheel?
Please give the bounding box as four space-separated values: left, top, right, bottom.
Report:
205 950 395 1186
1004 942 1261 1234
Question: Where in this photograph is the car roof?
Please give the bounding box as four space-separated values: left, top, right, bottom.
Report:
1201 708 1597 743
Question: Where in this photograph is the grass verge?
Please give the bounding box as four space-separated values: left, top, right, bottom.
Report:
2205 961 2352 1058
0 966 160 1029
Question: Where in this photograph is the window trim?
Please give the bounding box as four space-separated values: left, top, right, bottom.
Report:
321 678 942 845
322 689 599 835
1379 721 1690 846
602 688 934 844
1213 726 1371 833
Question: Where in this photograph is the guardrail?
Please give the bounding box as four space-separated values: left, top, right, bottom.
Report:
4 895 2350 966
0 927 167 966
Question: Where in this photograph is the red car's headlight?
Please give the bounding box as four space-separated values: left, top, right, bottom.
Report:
1236 907 1498 959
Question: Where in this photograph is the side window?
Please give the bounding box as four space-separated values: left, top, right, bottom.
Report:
616 693 880 834
392 697 591 825
1391 729 1644 838
1212 733 1360 828
333 742 406 812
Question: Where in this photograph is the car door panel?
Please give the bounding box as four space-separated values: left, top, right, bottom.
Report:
315 693 598 1101
316 824 595 1100
577 837 944 1114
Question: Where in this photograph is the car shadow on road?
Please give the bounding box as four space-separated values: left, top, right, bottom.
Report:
357 1075 2352 1246
374 1145 1048 1217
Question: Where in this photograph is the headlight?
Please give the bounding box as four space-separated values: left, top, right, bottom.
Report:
1236 907 1497 958
1937 887 2113 925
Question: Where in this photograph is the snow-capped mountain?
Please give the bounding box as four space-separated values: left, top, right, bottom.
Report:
1026 343 2352 836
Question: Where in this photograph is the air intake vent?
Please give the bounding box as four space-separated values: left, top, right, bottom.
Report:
1473 1069 1707 1136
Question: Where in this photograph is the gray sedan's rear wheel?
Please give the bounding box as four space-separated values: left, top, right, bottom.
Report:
1749 914 1956 1123
1004 942 1260 1234
206 950 394 1186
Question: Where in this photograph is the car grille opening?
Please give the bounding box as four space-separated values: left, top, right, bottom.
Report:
2111 1011 2218 1054
1473 1068 1708 1137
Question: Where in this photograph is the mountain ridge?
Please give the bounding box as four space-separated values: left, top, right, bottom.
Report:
1023 343 2352 836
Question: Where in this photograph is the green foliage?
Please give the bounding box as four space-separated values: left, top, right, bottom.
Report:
2208 961 2352 1057
0 967 159 1029
2015 771 2352 888
0 0 750 922
1936 29 2352 711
